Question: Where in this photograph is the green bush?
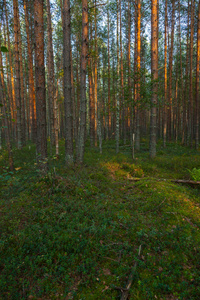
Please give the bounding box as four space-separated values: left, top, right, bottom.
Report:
188 168 200 181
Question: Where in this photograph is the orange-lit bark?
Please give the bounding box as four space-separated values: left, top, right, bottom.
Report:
135 0 141 151
163 0 167 147
196 0 200 149
150 0 158 158
167 0 175 141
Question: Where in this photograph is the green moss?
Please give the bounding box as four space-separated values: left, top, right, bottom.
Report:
0 140 200 299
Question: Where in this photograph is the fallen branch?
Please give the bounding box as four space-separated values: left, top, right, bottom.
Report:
171 179 200 185
120 245 142 300
128 177 200 185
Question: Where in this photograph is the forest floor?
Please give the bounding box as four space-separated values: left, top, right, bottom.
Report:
0 140 200 300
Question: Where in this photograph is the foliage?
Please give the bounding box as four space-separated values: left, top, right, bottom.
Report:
188 168 200 181
0 140 200 299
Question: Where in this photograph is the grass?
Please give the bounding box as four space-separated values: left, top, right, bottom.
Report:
0 140 200 299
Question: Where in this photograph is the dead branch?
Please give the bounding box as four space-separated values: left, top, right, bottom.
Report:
120 245 142 300
128 177 200 185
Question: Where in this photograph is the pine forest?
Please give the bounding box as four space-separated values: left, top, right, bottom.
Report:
0 0 200 299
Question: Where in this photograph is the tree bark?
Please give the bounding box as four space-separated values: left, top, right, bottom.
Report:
23 0 37 142
34 0 48 172
196 0 200 149
76 0 88 163
150 0 158 158
63 0 74 163
47 0 56 150
13 0 22 149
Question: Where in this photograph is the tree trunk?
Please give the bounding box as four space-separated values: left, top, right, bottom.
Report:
13 0 22 149
135 0 141 151
23 0 37 142
163 0 167 147
150 0 158 158
4 0 16 140
17 10 26 146
167 0 175 141
76 0 88 163
107 6 111 139
63 0 74 163
116 0 120 153
34 0 48 172
189 0 195 147
196 0 200 149
47 0 55 150
0 34 14 170
127 0 132 143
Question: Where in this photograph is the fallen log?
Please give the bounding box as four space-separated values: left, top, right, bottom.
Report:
127 177 200 185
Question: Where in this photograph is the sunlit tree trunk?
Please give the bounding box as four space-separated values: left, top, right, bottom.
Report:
163 0 167 147
196 0 200 149
135 0 141 151
34 0 48 172
150 0 158 158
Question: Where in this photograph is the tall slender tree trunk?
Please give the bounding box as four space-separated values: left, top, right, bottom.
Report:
23 0 36 142
107 5 111 139
0 34 14 171
189 0 195 147
167 0 175 141
127 0 132 142
135 0 141 151
163 0 167 147
47 0 55 150
63 0 73 163
119 0 125 144
34 0 48 172
150 0 158 158
88 28 95 146
196 0 200 149
13 0 22 149
182 0 190 145
17 11 26 146
4 0 16 139
77 0 88 163
116 0 120 153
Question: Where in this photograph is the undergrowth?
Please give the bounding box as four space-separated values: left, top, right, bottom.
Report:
0 140 200 299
